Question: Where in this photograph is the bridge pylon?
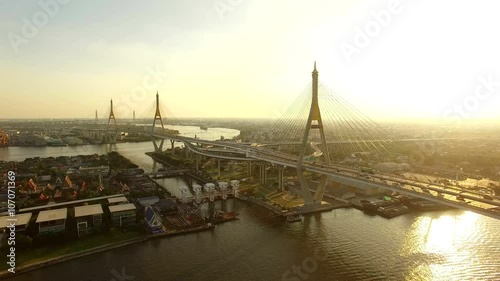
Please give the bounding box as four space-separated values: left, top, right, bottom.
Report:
152 91 165 152
297 62 331 205
106 99 118 143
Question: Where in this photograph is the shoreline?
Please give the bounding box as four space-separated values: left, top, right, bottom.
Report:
0 225 215 280
0 192 344 280
1 186 455 279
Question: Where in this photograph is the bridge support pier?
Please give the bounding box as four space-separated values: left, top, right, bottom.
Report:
278 166 285 191
313 175 328 203
260 162 267 185
217 159 221 179
247 162 252 177
170 140 175 155
104 131 118 144
106 99 118 144
195 154 200 172
296 62 330 206
152 138 164 153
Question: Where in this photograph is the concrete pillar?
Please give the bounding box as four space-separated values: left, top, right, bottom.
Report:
193 184 202 204
260 162 267 185
205 183 216 202
247 162 252 177
152 138 164 153
218 182 228 200
278 166 285 191
264 163 267 184
217 159 221 179
179 186 189 203
195 154 200 172
231 180 240 198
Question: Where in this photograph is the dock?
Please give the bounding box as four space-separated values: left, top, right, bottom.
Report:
146 169 191 179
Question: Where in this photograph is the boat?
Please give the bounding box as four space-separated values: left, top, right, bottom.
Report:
286 214 303 223
200 125 208 130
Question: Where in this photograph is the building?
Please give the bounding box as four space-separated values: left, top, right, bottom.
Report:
78 165 110 176
43 136 64 146
109 203 136 228
153 199 178 214
74 204 103 237
0 213 32 249
144 206 163 234
137 196 160 207
63 136 84 146
0 213 32 233
108 196 129 205
36 208 67 234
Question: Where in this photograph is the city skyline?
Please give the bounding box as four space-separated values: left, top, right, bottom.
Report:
1 0 500 123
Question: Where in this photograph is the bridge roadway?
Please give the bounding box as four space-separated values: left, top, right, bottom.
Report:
255 137 473 147
137 130 500 220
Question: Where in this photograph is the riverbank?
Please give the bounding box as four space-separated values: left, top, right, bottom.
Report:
238 196 350 217
0 231 145 279
0 224 220 280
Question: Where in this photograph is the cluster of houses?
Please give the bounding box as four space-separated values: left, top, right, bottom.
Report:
115 168 157 194
0 195 138 246
0 192 191 248
1 154 109 192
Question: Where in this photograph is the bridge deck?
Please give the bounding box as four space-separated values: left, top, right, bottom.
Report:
123 130 500 220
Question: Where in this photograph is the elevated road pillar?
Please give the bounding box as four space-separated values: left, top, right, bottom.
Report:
278 166 285 191
247 162 252 177
170 140 175 155
260 162 267 185
195 154 200 172
217 159 221 179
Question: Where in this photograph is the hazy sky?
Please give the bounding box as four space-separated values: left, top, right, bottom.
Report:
1 0 500 123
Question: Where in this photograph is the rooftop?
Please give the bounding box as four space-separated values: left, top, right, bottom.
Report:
108 196 129 204
0 213 32 229
145 206 156 222
17 194 126 214
75 204 104 217
109 203 136 213
137 196 160 206
36 208 67 223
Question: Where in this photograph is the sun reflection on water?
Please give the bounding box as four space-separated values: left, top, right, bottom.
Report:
400 211 482 280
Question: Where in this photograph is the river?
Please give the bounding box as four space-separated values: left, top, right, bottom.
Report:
2 126 500 281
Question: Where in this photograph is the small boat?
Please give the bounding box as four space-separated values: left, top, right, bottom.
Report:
286 214 303 223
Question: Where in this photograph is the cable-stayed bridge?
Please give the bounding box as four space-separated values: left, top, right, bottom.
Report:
77 63 500 220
